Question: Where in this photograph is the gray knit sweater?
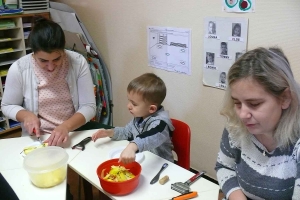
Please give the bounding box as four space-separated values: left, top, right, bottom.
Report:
112 107 175 162
215 129 300 200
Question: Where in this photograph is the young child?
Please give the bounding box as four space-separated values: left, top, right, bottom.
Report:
92 73 174 164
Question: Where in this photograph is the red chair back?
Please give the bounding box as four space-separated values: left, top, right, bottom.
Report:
171 118 191 170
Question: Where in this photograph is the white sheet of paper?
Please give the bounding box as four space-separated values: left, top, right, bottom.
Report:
147 26 192 75
203 17 248 90
49 8 89 44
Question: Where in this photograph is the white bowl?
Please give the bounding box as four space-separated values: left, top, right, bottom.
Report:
108 146 144 163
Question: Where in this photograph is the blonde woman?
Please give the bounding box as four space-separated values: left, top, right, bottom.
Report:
215 47 300 200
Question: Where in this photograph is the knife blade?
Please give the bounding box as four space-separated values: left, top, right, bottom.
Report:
37 137 43 144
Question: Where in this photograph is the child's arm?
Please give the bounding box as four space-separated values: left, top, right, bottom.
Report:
119 142 138 164
111 120 134 140
92 119 134 142
91 129 114 142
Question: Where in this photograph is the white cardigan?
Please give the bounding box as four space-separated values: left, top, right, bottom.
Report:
1 50 96 136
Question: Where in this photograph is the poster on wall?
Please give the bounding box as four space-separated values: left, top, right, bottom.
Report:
223 0 255 13
203 17 248 90
147 26 192 75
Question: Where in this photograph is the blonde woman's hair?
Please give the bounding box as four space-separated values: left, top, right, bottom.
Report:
221 47 300 148
127 73 166 106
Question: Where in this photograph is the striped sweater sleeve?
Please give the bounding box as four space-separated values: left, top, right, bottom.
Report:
215 129 241 199
112 119 135 141
293 162 300 200
293 139 300 200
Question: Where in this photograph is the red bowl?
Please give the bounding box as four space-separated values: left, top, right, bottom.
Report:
96 158 142 195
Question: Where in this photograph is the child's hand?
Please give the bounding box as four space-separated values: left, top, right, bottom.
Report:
119 143 138 164
91 129 114 142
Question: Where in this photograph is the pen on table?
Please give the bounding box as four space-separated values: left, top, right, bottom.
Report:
171 191 198 200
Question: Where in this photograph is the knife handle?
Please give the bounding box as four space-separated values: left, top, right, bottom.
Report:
33 128 43 143
172 191 198 200
185 171 205 185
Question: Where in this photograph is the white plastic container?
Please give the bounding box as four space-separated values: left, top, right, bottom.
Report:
23 146 69 188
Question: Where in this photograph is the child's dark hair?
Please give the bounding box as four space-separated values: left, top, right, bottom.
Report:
29 16 65 53
127 73 166 106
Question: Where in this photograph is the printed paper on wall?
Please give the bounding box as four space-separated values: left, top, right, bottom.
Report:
147 26 192 75
203 17 248 90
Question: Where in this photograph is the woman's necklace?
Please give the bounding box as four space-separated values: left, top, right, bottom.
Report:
254 135 276 157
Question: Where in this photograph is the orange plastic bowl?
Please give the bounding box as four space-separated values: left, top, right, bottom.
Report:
96 158 142 195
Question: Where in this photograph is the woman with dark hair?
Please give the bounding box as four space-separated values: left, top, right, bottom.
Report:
1 16 96 147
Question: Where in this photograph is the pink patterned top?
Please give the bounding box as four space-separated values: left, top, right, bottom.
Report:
32 53 75 134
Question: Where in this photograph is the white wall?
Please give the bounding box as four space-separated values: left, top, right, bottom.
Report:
53 0 300 179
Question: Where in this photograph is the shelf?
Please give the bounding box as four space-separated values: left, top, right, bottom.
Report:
23 6 48 10
0 12 50 19
0 48 24 55
0 125 21 135
0 27 20 31
0 59 17 66
0 38 22 43
22 0 49 3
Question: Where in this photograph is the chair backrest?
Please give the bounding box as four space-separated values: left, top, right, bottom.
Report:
171 118 191 170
